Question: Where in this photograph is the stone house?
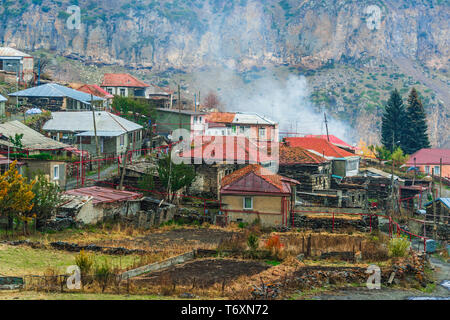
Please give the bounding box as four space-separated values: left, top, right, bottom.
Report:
278 144 332 192
220 164 299 227
61 186 143 225
0 47 34 83
284 137 360 177
9 83 104 111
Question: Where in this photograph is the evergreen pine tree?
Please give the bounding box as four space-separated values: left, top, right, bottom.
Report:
403 88 431 154
381 89 408 152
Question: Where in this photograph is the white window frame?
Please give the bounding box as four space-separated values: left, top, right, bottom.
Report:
243 197 253 210
120 135 125 146
53 165 60 181
434 166 440 175
425 166 430 174
259 127 266 138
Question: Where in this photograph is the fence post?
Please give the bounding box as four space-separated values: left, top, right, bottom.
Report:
332 212 335 233
423 238 427 253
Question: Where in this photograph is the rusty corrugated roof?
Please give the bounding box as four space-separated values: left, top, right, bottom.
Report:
65 186 143 204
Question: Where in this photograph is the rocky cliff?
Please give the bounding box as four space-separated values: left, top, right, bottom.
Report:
1 0 448 73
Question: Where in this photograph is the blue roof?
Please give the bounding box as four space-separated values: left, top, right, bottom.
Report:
9 83 104 104
0 94 6 102
425 198 450 209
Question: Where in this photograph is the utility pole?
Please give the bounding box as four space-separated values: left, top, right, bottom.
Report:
91 94 101 157
432 168 437 239
324 113 330 142
390 135 398 216
439 158 443 198
178 83 181 131
413 157 417 186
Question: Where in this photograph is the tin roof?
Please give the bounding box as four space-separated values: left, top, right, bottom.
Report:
77 84 114 99
424 198 450 209
0 94 7 102
406 149 450 166
0 47 32 58
43 111 143 134
304 135 355 150
221 164 299 195
9 83 104 105
284 137 357 159
181 136 274 163
65 186 143 205
0 120 69 150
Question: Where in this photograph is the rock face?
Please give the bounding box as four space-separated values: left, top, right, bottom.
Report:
0 0 448 72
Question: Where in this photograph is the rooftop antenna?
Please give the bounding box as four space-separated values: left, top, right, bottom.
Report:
324 113 330 142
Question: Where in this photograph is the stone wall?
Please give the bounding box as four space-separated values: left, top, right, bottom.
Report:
291 214 378 232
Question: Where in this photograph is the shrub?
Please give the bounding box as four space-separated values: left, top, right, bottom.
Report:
388 236 410 258
75 250 94 277
247 233 259 251
265 235 283 252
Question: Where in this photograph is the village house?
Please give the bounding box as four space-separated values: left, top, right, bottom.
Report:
205 112 279 142
101 73 149 98
155 108 208 140
61 186 143 225
71 84 114 110
424 198 449 240
180 136 275 198
147 84 175 108
43 111 144 158
405 148 450 179
219 164 299 227
0 47 34 84
9 83 104 111
58 186 176 227
0 120 70 188
279 144 332 192
0 94 6 117
284 137 360 177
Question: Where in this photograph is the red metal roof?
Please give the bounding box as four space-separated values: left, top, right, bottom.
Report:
284 137 356 159
304 135 356 150
221 164 299 195
77 84 114 99
181 136 275 163
406 149 450 166
280 145 328 165
101 73 150 88
65 186 143 205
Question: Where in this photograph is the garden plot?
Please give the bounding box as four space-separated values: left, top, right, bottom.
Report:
135 258 270 288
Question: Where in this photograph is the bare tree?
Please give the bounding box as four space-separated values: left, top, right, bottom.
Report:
203 91 222 111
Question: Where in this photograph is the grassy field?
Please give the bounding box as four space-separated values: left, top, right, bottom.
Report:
0 244 141 276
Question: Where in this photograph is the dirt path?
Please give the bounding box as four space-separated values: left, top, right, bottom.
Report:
314 257 450 300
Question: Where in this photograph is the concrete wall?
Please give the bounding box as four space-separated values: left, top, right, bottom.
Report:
221 194 287 227
121 250 196 279
25 160 66 189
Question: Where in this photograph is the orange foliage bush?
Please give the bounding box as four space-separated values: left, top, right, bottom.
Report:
265 235 283 251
